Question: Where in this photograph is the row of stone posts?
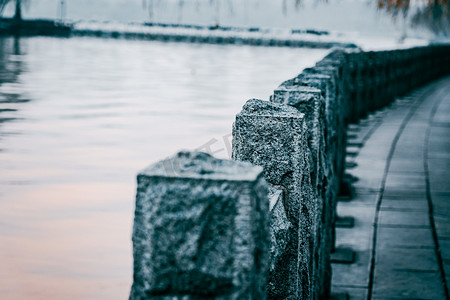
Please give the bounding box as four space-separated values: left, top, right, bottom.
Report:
129 44 450 300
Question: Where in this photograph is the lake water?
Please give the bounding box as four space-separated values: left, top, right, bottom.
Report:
0 36 327 299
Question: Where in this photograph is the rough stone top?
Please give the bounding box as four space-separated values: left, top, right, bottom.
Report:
274 85 322 95
298 73 331 80
139 151 263 181
313 64 339 71
300 68 333 78
237 98 305 118
316 59 343 67
279 74 331 88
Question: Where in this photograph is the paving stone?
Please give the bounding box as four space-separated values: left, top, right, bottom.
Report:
372 269 445 299
381 199 428 211
375 247 439 272
357 144 392 159
428 148 450 159
397 128 427 138
332 67 450 300
335 205 375 252
329 292 349 300
430 159 450 172
389 169 426 176
384 173 426 191
378 210 430 227
392 148 424 160
435 215 450 238
428 157 450 172
434 205 450 218
346 146 359 157
350 169 384 191
353 157 387 170
439 240 450 261
444 261 450 277
331 249 370 287
429 127 450 145
389 158 425 173
372 296 439 300
383 189 427 199
434 98 450 123
331 286 368 299
430 179 450 193
337 194 377 208
347 124 360 132
331 247 356 264
428 146 450 160
352 188 379 197
335 216 355 228
376 227 434 248
431 192 450 206
345 160 358 169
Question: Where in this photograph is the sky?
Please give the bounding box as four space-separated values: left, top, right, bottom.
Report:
0 0 432 38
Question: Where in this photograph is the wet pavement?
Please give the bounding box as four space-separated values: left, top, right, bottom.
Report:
331 76 450 300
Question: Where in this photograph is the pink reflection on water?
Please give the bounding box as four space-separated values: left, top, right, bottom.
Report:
0 183 133 299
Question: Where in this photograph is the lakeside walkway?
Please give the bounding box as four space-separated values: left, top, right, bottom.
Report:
331 76 450 299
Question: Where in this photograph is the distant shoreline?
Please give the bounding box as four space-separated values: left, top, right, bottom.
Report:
0 18 72 36
0 18 358 49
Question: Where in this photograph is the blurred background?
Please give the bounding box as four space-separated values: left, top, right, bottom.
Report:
0 0 440 38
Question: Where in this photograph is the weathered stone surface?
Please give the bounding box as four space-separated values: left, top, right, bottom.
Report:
285 73 342 299
301 66 348 187
267 185 303 300
272 86 331 299
232 99 308 224
271 86 325 213
277 70 341 250
130 151 269 300
232 99 315 299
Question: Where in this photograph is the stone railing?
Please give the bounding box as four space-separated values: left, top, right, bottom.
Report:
129 44 450 300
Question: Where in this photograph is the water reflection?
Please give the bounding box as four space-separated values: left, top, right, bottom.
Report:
0 38 28 141
0 36 328 299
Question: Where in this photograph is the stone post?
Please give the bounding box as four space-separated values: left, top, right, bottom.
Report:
275 70 341 255
232 99 315 300
302 65 348 185
356 53 371 116
271 86 330 299
130 151 270 300
296 73 341 248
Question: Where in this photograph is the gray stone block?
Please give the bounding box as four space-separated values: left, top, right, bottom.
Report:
271 86 331 299
271 86 325 185
232 99 315 299
278 70 343 255
130 151 269 300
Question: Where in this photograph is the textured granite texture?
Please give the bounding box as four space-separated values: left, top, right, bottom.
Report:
272 85 331 299
309 65 348 183
277 70 339 240
130 151 269 300
232 99 316 300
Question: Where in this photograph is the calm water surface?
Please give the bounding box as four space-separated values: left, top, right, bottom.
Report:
0 36 327 299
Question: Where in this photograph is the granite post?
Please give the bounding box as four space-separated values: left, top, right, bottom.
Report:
271 86 330 299
275 70 341 256
232 99 315 300
130 151 269 300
